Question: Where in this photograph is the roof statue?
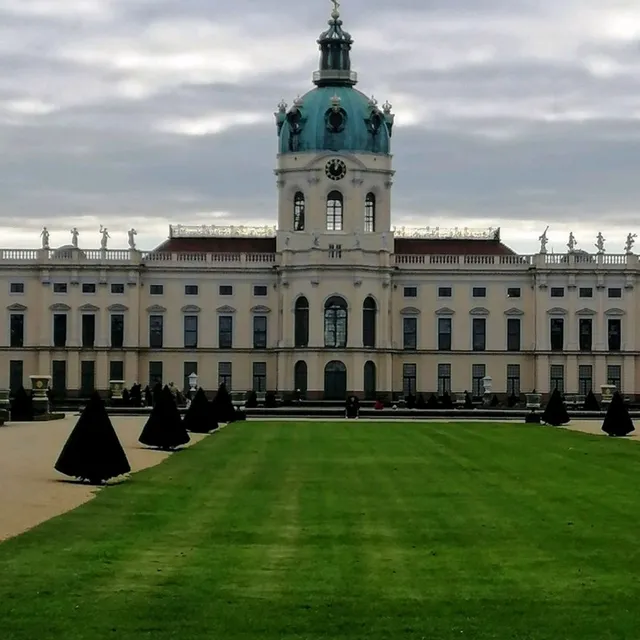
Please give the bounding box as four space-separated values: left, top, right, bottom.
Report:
595 232 605 254
567 232 577 252
625 233 637 254
538 226 549 254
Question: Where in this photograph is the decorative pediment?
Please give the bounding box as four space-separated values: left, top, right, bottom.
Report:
146 304 167 313
435 307 455 316
469 307 490 316
605 307 626 316
504 308 524 316
108 303 129 312
181 305 202 313
79 303 99 312
7 303 27 311
49 303 71 311
547 307 567 316
251 305 272 314
400 306 421 315
575 307 596 316
217 305 236 314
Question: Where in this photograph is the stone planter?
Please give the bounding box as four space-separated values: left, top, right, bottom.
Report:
109 380 126 400
29 375 52 416
525 393 542 411
600 384 616 405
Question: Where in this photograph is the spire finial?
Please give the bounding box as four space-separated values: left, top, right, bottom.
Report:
331 0 340 20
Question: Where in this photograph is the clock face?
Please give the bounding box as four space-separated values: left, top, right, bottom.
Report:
325 158 347 181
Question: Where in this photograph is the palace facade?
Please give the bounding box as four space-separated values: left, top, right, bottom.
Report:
0 4 637 400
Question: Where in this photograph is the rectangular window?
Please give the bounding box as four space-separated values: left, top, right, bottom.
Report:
185 285 199 296
149 315 164 348
438 287 452 298
80 361 95 396
110 314 124 348
437 363 451 395
403 317 417 350
578 365 593 396
218 362 232 390
579 318 592 351
149 284 164 295
219 285 233 296
53 314 67 348
253 362 267 392
219 315 233 348
506 364 520 396
109 360 124 381
507 287 521 298
472 287 486 298
53 282 67 294
184 315 198 348
608 287 622 298
52 360 66 395
507 318 521 351
472 318 486 351
550 318 564 351
253 315 267 349
579 287 593 298
608 319 621 351
472 364 486 397
111 283 125 294
82 283 96 294
149 361 163 386
607 365 621 391
81 314 96 348
328 244 342 258
437 317 452 351
402 363 417 396
550 287 564 298
10 282 24 294
183 361 198 393
403 286 418 298
10 314 24 348
9 360 23 393
550 364 565 395
253 285 268 297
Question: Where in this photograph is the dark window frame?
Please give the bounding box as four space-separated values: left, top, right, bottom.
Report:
10 313 24 348
81 314 96 348
253 315 268 349
608 318 621 351
53 313 67 348
110 314 124 348
550 317 564 351
294 297 309 347
472 318 486 351
326 191 343 231
579 318 592 351
403 316 418 350
362 297 376 348
507 318 521 351
149 314 164 349
438 317 452 351
324 296 348 348
184 315 198 348
364 193 376 233
219 315 233 349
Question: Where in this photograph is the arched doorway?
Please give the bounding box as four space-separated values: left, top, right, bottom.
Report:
294 360 308 395
324 360 347 400
364 360 376 400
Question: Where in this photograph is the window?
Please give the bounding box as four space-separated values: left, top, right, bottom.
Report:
507 318 521 351
218 362 232 389
550 364 565 395
438 317 452 351
219 285 233 296
109 360 124 381
403 317 417 350
472 287 486 298
111 314 124 348
364 360 376 400
579 287 593 298
253 285 268 297
550 287 564 298
578 365 593 395
326 191 343 231
149 361 163 386
328 244 342 258
149 315 164 348
111 283 125 294
183 362 197 393
10 314 24 348
472 318 486 351
185 285 199 296
438 287 452 298
53 283 67 294
402 363 417 396
219 315 233 348
82 283 96 294
80 361 95 396
364 193 376 233
81 314 96 348
149 284 164 295
550 318 564 351
403 287 417 298
608 319 621 351
253 362 267 392
53 314 67 348
506 364 520 396
184 315 198 348
294 360 308 393
324 296 348 348
52 360 66 395
253 315 267 348
608 288 622 298
507 287 521 298
579 318 592 351
437 364 451 395
362 297 376 348
10 282 24 294
9 360 23 393
294 297 309 347
607 365 621 391
293 192 305 231
472 364 486 397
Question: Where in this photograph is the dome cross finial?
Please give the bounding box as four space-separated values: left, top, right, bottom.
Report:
331 0 340 20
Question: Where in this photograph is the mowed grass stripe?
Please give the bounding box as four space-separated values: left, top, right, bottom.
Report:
2 421 640 639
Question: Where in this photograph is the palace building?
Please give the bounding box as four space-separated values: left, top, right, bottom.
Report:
1 3 637 400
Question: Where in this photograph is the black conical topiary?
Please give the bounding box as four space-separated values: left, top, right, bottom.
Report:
54 392 130 484
211 383 236 424
441 391 453 409
11 386 33 421
139 385 190 450
426 394 440 409
602 392 635 437
542 388 570 426
584 390 600 411
183 387 217 433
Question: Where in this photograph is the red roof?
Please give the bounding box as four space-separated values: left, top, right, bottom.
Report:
152 237 277 253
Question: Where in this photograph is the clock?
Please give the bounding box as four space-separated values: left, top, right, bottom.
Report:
325 158 347 181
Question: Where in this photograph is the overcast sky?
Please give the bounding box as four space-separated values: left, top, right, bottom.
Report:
1 0 640 254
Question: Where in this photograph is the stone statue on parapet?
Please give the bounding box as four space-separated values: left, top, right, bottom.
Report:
100 226 110 250
595 232 606 254
128 228 137 249
70 227 79 248
538 226 549 254
625 233 637 254
40 227 50 249
567 232 577 252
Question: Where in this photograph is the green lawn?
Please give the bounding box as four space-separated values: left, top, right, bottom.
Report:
1 421 640 639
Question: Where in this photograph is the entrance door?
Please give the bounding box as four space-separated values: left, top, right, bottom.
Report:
324 360 347 400
364 360 376 400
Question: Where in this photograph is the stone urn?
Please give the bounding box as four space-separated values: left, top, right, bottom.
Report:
455 392 466 408
600 384 616 405
482 376 493 407
29 375 52 416
109 380 126 400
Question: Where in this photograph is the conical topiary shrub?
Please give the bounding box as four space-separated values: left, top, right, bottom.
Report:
542 388 570 426
507 393 518 408
183 387 217 433
211 383 236 424
602 392 635 437
441 391 453 409
54 392 130 484
139 385 190 450
11 386 33 421
426 394 440 409
490 394 500 407
584 390 600 411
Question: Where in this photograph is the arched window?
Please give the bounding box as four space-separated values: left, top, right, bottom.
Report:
294 360 308 394
364 361 377 400
362 296 376 348
326 191 343 231
293 192 305 231
324 296 348 348
364 193 376 233
294 296 309 347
